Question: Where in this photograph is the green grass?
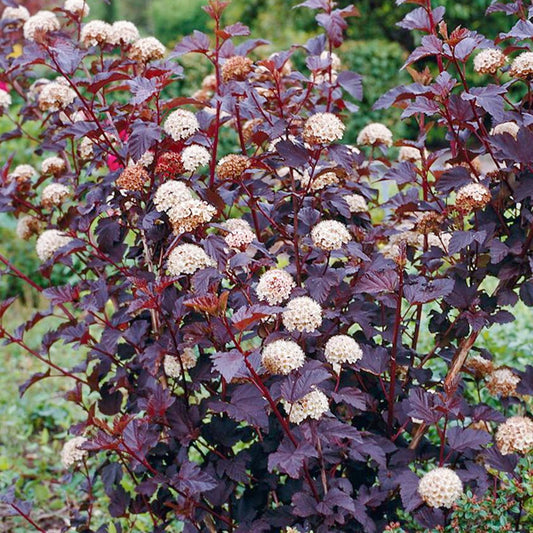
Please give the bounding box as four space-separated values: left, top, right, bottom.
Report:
0 299 85 532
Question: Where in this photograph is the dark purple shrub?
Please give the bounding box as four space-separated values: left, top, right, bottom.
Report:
1 0 533 531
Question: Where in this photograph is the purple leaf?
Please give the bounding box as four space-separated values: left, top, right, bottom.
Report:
175 461 217 495
332 387 368 410
268 439 318 478
356 270 399 294
129 77 158 105
407 388 443 424
398 6 445 32
127 120 161 161
211 350 245 382
403 278 454 305
222 22 250 37
404 35 443 67
279 360 330 402
337 71 363 100
171 31 210 57
447 427 491 452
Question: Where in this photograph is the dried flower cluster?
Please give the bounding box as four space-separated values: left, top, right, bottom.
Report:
217 154 251 180
116 165 149 192
486 367 520 397
222 55 254 82
41 157 66 175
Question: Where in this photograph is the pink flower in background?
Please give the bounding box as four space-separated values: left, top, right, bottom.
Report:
107 128 128 171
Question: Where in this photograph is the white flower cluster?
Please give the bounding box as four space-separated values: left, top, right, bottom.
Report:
344 194 368 213
9 164 36 182
78 137 95 159
81 20 112 47
2 5 30 22
0 89 11 110
109 21 139 46
473 48 506 74
166 243 213 276
38 81 77 112
486 367 520 397
490 121 519 139
182 145 211 173
357 122 393 147
154 180 215 236
261 339 305 375
16 216 41 240
455 183 491 213
324 335 363 368
320 50 341 70
60 436 88 468
164 349 197 377
256 269 295 305
41 157 66 175
425 232 451 252
129 37 166 62
36 229 73 261
311 220 351 251
41 183 70 208
509 51 533 79
495 416 533 455
167 198 216 236
64 0 90 17
224 219 255 250
153 180 191 211
418 467 463 508
300 170 339 191
286 389 329 425
282 296 322 333
23 11 60 41
303 113 345 145
164 109 199 141
398 146 423 163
